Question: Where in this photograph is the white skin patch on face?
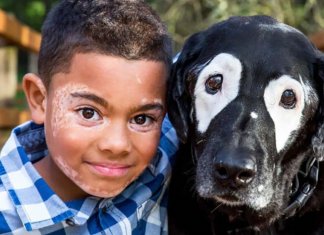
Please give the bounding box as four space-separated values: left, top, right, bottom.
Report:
49 83 110 137
250 112 258 119
50 84 87 137
141 98 148 104
194 53 242 133
153 98 162 104
136 76 143 84
141 98 163 107
264 75 306 152
54 155 137 198
40 54 166 201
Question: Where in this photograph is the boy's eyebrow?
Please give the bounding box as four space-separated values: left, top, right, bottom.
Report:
131 103 165 113
71 92 108 107
70 92 164 112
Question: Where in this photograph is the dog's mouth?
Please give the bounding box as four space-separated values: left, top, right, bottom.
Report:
214 194 245 206
214 194 276 228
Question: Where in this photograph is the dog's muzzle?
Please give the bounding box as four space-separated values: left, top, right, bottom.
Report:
213 147 257 189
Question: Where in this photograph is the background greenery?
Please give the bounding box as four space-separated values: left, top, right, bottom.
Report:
0 0 323 51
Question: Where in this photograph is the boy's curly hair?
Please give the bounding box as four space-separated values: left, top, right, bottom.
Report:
38 0 172 89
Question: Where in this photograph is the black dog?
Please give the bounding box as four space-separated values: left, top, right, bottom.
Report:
167 15 324 235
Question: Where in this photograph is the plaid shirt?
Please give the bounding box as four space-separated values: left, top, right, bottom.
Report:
0 116 179 234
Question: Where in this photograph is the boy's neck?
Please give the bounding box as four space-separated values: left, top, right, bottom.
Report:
34 155 89 202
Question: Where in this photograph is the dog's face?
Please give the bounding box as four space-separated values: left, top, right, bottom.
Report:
169 16 324 225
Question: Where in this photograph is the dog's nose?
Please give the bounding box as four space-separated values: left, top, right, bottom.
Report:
214 150 256 188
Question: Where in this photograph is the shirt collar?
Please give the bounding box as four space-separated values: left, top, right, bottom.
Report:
0 121 99 231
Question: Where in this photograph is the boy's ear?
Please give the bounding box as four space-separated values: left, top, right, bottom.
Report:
22 73 47 124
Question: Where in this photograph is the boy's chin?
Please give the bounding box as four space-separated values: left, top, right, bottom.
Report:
80 178 135 198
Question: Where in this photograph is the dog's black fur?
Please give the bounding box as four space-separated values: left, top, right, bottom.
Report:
167 16 324 235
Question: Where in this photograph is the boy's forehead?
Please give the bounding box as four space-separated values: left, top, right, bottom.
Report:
68 52 168 72
48 53 167 96
49 52 167 86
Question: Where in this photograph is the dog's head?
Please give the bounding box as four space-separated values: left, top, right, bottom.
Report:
168 15 324 225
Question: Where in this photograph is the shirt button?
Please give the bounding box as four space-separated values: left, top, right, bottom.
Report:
102 206 109 213
66 218 75 226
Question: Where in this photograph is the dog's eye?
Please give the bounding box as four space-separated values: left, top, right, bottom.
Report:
280 89 296 109
205 74 223 94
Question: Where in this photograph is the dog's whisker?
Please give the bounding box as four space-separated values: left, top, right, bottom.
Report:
196 139 206 145
210 203 223 214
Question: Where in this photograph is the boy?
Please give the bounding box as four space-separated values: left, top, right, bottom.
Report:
0 0 178 234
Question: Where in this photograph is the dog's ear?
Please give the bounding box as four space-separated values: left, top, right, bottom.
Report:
317 50 324 83
315 50 324 112
167 32 204 143
312 50 324 161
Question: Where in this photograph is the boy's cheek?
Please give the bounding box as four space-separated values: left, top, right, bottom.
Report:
136 131 161 158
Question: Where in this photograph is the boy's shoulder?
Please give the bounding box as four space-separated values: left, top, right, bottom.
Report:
0 122 75 232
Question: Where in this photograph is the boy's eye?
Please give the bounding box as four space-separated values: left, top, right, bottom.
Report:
130 114 158 132
132 115 151 125
78 108 101 121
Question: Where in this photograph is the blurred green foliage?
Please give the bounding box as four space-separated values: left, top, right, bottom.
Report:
151 0 324 50
0 0 57 31
0 0 323 51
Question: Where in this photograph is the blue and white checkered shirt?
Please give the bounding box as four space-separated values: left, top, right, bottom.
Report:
0 116 179 234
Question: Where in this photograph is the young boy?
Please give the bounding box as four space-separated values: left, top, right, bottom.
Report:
0 0 178 234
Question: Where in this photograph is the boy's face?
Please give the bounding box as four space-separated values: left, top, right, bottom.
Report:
27 53 167 199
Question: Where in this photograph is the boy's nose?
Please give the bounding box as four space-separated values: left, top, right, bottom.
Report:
98 122 131 155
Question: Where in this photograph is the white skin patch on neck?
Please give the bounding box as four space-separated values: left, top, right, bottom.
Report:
194 53 242 133
263 75 306 152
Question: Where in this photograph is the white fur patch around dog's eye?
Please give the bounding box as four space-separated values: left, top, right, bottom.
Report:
264 75 307 152
194 53 242 133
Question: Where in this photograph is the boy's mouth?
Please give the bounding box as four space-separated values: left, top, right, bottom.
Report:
87 162 131 177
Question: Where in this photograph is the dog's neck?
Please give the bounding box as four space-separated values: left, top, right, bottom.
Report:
282 155 319 218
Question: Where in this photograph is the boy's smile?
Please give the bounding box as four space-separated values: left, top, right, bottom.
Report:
30 53 167 200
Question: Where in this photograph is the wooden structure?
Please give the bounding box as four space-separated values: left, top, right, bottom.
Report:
0 10 41 128
0 9 41 53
